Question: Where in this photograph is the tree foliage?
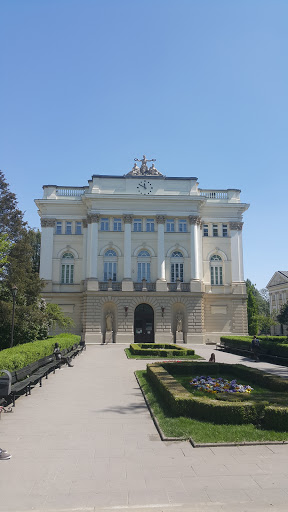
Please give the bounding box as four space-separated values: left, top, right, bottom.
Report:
277 303 288 327
247 288 259 335
0 171 73 349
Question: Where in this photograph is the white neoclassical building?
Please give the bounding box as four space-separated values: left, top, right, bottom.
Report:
35 156 250 344
267 271 288 335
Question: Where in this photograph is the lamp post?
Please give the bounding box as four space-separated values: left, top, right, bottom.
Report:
10 285 18 348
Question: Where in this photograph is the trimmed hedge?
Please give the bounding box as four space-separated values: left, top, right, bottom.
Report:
220 336 288 360
130 343 195 357
146 361 288 429
0 333 80 371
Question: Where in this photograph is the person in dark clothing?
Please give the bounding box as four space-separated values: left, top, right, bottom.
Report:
53 343 73 367
251 335 260 361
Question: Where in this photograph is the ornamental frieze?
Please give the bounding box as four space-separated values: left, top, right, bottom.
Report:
229 222 243 231
41 218 56 228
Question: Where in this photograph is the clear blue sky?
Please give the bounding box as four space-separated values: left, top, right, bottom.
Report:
1 0 287 290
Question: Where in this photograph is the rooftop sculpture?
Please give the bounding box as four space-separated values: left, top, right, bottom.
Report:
125 155 163 177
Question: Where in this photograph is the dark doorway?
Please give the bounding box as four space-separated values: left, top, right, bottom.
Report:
134 303 154 343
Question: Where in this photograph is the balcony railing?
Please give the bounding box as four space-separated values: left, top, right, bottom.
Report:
56 187 87 196
167 282 190 292
99 281 121 291
134 282 156 292
200 190 228 199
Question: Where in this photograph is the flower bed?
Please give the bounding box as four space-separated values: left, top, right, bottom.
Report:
190 376 253 394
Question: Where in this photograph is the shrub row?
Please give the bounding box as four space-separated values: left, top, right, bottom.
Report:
220 336 288 359
0 333 80 371
130 343 195 357
146 362 288 430
146 364 262 425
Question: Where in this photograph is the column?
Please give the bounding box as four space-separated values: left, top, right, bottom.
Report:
156 215 167 291
230 222 244 282
40 219 55 287
189 216 200 279
86 214 99 290
122 215 133 291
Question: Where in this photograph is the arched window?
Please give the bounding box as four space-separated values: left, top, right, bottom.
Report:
61 252 74 284
170 251 184 282
210 255 223 285
104 249 117 281
137 250 151 282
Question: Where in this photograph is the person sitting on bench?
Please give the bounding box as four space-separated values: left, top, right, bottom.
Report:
53 343 73 368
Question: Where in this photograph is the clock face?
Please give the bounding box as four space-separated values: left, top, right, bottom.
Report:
136 180 153 195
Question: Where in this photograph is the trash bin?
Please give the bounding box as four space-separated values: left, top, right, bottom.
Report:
0 370 12 396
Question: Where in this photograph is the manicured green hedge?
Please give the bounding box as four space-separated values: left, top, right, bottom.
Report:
0 333 80 371
130 343 195 357
146 364 262 425
262 406 288 431
146 362 288 429
220 336 288 359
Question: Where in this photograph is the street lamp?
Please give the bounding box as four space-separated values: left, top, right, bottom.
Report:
10 285 18 348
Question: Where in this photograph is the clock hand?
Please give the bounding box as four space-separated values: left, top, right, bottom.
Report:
143 182 147 189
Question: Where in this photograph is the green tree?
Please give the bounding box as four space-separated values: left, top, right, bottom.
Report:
0 233 13 276
246 279 269 316
0 170 26 241
257 314 277 336
277 303 288 329
247 288 259 335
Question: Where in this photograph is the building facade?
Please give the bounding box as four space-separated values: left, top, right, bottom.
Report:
35 156 249 344
267 271 288 335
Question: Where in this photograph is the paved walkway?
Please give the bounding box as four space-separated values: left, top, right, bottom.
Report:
1 344 288 512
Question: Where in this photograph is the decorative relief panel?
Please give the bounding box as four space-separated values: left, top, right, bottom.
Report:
123 214 133 224
156 215 166 224
229 222 243 231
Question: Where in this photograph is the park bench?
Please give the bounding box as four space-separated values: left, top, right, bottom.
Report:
0 343 81 407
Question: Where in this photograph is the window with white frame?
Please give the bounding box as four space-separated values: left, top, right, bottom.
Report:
213 224 218 237
203 224 209 237
170 251 184 282
61 252 74 284
75 222 82 235
133 218 142 232
210 255 223 285
146 218 155 232
113 218 122 231
100 218 109 231
222 224 228 237
178 219 187 232
56 221 62 234
137 250 151 282
104 249 117 281
166 219 175 232
66 222 72 235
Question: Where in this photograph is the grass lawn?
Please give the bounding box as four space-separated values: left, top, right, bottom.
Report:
125 348 203 360
136 370 288 444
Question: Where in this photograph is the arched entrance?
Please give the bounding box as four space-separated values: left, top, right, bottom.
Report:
134 303 154 343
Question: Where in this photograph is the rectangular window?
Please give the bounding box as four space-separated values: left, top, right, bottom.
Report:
213 224 218 237
104 262 117 281
75 222 82 235
61 264 74 284
171 263 183 282
222 224 228 237
100 218 109 231
178 219 187 232
56 222 62 234
66 222 72 235
113 218 122 231
137 262 151 282
146 218 155 232
166 219 175 232
211 266 223 285
133 219 142 232
203 224 209 237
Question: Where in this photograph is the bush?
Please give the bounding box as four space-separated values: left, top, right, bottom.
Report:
146 362 288 429
0 333 80 371
220 336 288 360
262 406 288 431
129 343 195 358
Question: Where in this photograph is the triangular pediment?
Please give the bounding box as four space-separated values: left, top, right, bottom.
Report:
267 271 288 288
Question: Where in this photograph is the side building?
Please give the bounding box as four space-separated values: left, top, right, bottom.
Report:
35 157 249 344
267 271 288 335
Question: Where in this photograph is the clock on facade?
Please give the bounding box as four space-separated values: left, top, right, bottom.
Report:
136 181 153 195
